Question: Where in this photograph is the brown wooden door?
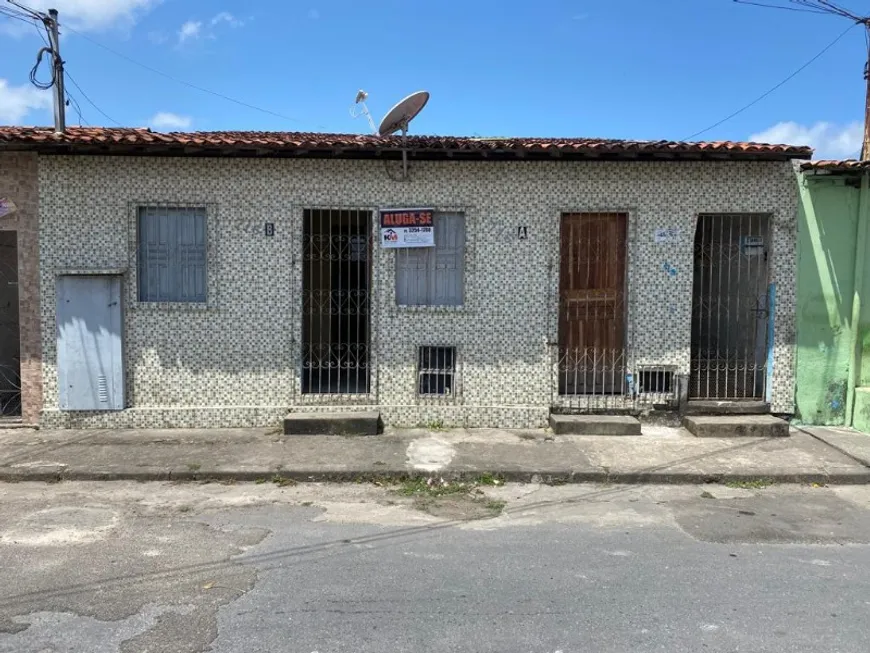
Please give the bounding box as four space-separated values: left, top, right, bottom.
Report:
558 212 628 395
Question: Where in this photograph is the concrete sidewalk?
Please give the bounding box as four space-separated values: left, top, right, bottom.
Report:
2 423 870 484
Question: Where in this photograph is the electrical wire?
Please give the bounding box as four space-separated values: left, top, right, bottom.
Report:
65 71 121 126
61 23 318 128
682 22 856 141
5 0 41 20
731 0 833 15
733 0 865 21
31 14 49 46
29 46 55 90
0 5 36 24
64 89 87 126
807 0 863 21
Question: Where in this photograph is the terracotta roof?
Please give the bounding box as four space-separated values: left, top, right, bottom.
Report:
0 126 813 161
801 159 870 172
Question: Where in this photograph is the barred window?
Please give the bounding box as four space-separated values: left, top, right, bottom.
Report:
137 206 207 303
418 346 456 396
396 213 465 306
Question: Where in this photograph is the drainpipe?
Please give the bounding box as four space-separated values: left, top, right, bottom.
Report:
846 170 870 427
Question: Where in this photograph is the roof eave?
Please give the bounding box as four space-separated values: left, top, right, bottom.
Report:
0 140 809 162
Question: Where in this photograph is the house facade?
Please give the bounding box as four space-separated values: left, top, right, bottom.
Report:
0 128 809 429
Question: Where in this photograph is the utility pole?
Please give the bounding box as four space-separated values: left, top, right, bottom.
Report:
45 8 65 134
862 19 870 160
4 1 66 133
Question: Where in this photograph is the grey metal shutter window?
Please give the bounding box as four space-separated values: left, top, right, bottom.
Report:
396 213 465 306
138 207 207 303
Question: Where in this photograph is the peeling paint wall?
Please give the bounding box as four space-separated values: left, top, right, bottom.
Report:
795 174 860 425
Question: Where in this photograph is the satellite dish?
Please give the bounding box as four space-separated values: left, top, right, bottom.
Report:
378 91 429 137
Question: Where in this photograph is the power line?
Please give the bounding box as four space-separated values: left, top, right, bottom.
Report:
65 71 120 126
732 0 870 158
0 5 36 24
5 0 41 19
683 23 855 141
734 0 864 21
731 0 833 15
61 23 314 128
64 89 87 126
31 15 49 46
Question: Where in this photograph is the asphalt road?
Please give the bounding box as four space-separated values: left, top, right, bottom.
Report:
1 481 869 652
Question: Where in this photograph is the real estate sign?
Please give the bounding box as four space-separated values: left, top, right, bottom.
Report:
380 208 435 248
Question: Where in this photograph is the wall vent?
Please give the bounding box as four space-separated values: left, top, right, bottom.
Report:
418 346 456 396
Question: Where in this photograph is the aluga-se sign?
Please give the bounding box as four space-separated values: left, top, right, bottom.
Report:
380 208 435 248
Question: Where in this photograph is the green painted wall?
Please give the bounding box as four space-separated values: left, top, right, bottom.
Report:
795 175 859 425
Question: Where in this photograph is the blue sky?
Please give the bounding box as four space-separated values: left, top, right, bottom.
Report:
0 0 866 158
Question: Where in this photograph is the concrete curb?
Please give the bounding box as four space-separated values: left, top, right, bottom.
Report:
797 425 870 469
2 467 870 485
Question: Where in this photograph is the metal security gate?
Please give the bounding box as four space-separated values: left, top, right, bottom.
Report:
302 209 371 394
0 231 20 416
690 214 770 400
558 212 628 396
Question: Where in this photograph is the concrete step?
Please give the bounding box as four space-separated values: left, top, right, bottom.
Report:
549 414 642 436
683 414 789 438
283 411 380 436
683 401 770 416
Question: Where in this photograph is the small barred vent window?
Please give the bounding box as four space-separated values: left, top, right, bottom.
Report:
418 346 456 396
638 368 675 395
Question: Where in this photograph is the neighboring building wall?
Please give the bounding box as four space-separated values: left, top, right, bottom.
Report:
795 174 859 425
795 170 870 432
0 152 42 424
38 156 798 428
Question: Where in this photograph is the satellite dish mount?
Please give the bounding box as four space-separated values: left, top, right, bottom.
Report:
378 91 430 181
350 89 377 134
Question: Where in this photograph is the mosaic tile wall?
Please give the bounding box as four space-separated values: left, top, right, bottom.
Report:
37 155 798 428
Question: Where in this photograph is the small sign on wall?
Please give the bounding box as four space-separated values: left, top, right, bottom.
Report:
380 208 435 248
0 197 17 219
264 222 275 237
741 235 765 256
654 227 681 244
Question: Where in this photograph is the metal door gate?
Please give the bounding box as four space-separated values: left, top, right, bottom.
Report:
558 212 628 396
690 214 770 400
301 209 371 394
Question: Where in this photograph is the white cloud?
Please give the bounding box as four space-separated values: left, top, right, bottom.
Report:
750 121 863 160
177 20 202 43
308 8 320 19
149 112 192 130
27 0 160 32
177 12 244 45
211 11 242 27
0 79 52 124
